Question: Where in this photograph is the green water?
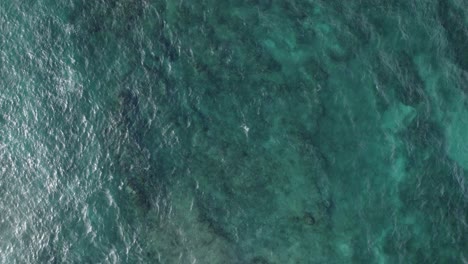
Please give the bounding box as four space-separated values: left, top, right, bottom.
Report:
0 0 467 263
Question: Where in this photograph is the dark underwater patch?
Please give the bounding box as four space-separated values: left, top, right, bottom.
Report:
438 0 468 71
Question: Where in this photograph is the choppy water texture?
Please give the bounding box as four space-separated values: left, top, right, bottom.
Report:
1 0 467 263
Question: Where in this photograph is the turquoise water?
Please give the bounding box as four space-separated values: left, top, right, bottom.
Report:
0 0 467 263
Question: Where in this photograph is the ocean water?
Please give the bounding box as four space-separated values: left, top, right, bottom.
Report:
0 0 467 263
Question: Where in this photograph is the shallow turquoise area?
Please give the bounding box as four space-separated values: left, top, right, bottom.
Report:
0 0 467 263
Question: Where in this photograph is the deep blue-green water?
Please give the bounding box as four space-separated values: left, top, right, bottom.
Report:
1 0 467 263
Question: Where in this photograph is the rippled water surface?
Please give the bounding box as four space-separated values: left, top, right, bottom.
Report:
0 0 467 263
